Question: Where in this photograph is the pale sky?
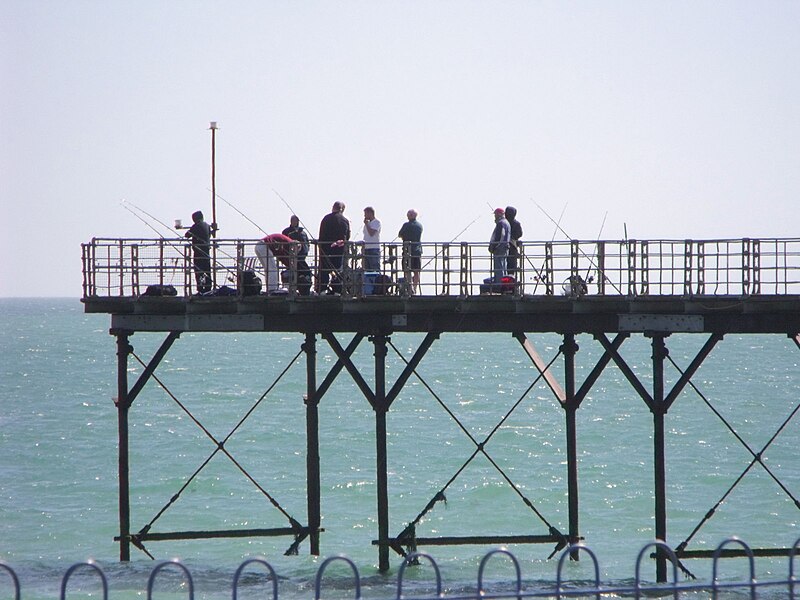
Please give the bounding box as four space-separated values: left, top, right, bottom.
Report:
3 1 800 297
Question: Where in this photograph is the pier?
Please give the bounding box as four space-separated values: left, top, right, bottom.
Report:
82 236 800 580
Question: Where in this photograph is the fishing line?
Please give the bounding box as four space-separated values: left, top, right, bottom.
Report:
210 189 268 236
529 202 568 294
420 211 482 271
122 199 240 285
533 200 622 295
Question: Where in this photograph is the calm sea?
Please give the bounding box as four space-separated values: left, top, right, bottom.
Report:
1 298 799 598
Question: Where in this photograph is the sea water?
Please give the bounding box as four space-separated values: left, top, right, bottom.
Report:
1 298 799 599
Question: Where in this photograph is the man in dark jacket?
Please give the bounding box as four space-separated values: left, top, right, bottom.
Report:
317 202 350 294
185 210 212 293
505 206 523 277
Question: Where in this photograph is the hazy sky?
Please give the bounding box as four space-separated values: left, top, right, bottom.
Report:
3 1 800 297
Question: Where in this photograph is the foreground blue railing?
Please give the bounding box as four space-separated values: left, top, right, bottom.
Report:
4 538 800 600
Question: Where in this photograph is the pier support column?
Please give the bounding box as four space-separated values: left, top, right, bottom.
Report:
303 333 321 555
561 334 581 557
372 334 391 572
650 333 669 582
114 330 133 562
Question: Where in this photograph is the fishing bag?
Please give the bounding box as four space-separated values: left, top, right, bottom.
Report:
241 270 262 296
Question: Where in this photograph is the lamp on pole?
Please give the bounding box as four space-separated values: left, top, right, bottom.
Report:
209 121 219 237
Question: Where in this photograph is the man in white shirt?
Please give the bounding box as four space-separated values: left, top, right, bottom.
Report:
362 206 381 271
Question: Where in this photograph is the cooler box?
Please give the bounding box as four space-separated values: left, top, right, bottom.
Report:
480 276 516 294
363 271 380 295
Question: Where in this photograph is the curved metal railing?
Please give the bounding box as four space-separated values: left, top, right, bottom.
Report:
4 538 800 599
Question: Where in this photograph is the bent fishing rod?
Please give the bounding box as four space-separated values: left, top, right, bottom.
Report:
533 200 622 295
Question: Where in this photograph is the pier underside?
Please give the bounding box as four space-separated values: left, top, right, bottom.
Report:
87 293 800 581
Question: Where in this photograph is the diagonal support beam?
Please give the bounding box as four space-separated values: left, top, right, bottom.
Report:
385 332 440 408
514 332 566 404
322 333 375 407
314 333 366 402
663 333 722 410
596 332 655 410
126 331 181 406
575 333 628 406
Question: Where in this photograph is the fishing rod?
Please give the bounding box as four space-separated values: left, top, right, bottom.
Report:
210 189 268 236
584 210 608 282
121 200 173 240
123 199 241 285
420 211 483 271
529 203 567 294
273 189 317 239
533 200 622 295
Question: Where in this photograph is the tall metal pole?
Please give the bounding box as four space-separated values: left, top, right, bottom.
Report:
209 121 218 236
114 330 132 561
651 333 668 582
561 334 580 558
303 333 321 555
209 121 218 288
372 334 390 571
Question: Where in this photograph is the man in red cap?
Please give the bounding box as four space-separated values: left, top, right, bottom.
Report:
488 207 511 282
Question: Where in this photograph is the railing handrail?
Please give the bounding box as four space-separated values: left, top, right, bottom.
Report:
81 236 800 299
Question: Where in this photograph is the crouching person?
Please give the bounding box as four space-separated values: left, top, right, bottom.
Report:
255 233 297 293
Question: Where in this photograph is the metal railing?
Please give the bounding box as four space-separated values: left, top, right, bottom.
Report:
81 237 800 299
3 538 799 599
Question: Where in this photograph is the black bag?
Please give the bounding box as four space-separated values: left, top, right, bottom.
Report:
372 274 394 295
241 270 262 296
143 284 177 297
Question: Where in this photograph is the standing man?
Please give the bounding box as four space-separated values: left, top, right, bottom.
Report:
488 207 511 282
318 201 350 294
398 209 423 295
505 206 523 278
362 206 381 272
184 210 212 294
282 215 312 295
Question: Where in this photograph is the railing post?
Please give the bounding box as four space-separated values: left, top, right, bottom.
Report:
696 241 705 295
158 239 165 286
596 241 605 295
459 242 469 297
441 243 450 296
118 239 125 296
545 242 554 295
570 240 580 284
684 240 693 296
742 238 751 295
640 240 649 296
627 239 637 296
752 238 761 294
131 245 139 297
183 243 192 296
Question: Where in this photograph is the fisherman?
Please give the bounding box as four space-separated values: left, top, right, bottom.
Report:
488 207 511 282
184 210 212 294
362 206 381 271
505 206 523 278
256 232 296 293
282 215 309 259
282 215 312 295
398 209 423 294
317 201 350 294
